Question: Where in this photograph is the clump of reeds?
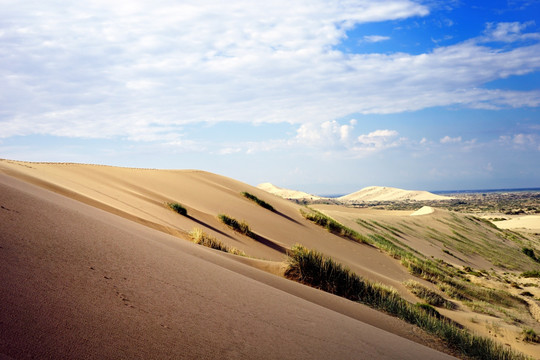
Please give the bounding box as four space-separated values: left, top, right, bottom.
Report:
167 202 187 216
404 280 456 310
189 228 245 256
218 214 254 238
241 192 275 211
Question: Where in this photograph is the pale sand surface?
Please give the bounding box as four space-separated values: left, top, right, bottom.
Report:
410 206 435 216
0 168 456 359
494 215 540 232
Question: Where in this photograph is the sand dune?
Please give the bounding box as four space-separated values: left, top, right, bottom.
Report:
0 160 457 359
410 206 435 216
339 186 453 202
257 182 323 201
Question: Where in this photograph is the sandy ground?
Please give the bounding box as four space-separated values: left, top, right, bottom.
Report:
494 215 540 232
0 161 458 360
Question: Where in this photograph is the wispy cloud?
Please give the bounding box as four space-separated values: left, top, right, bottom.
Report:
362 35 391 43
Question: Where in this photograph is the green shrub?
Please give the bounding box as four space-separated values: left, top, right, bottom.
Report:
189 228 245 256
168 202 187 216
218 214 254 238
522 247 539 262
241 192 275 211
522 328 540 343
521 270 540 278
285 245 526 360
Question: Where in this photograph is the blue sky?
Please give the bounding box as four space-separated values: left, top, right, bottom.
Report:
1 0 540 194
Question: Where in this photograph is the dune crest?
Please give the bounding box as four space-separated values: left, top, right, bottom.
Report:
410 206 435 216
257 182 323 200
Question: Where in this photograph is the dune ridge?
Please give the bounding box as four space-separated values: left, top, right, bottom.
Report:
257 182 323 200
338 186 453 202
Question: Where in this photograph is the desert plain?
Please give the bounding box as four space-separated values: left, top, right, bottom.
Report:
1 159 540 359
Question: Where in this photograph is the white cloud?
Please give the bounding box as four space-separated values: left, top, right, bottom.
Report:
0 2 539 144
440 136 462 144
483 21 540 42
363 35 391 43
353 129 403 156
296 119 357 146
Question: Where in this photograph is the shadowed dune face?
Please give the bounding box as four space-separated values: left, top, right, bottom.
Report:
0 169 457 360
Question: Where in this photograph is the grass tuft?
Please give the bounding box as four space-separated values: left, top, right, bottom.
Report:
285 245 526 360
404 280 456 309
167 202 187 216
521 270 540 278
189 228 245 256
218 214 254 238
522 328 540 343
241 192 275 211
300 208 369 243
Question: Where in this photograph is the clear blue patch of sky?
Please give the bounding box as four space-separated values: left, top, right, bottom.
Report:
336 0 540 55
484 71 540 91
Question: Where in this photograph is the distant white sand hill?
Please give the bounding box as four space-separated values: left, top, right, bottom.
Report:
410 206 435 216
339 186 454 202
257 182 323 200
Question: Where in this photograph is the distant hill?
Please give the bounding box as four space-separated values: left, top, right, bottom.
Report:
338 186 454 202
257 182 323 201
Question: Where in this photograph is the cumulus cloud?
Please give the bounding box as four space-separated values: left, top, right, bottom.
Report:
296 119 357 147
352 129 403 156
0 1 539 144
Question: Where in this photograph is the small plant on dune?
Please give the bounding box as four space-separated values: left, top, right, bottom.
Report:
521 270 540 278
522 328 540 343
189 228 245 256
218 214 254 238
404 280 456 310
285 245 527 360
300 208 369 244
241 192 275 211
167 202 187 216
522 247 539 262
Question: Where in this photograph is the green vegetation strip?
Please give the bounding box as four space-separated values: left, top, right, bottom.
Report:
218 214 255 238
189 228 245 256
300 208 369 243
404 280 456 310
285 245 526 360
241 192 275 211
168 202 187 216
301 207 525 311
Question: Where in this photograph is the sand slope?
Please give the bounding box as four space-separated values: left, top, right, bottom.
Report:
339 186 453 202
0 164 456 359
